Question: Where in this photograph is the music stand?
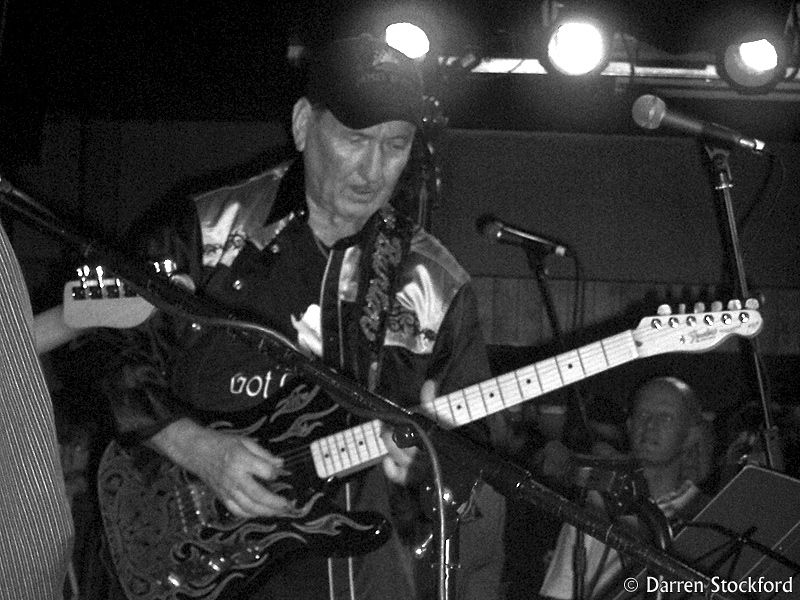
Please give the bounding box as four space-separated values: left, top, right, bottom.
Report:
610 465 800 599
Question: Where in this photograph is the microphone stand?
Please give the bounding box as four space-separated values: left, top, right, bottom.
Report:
526 247 564 341
703 145 782 472
526 246 595 598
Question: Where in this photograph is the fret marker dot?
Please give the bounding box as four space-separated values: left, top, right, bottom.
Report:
457 404 463 410
340 447 346 453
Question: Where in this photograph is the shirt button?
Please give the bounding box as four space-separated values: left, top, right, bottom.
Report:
269 243 280 254
232 279 244 291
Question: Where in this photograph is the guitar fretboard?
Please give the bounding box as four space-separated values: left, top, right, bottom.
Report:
309 330 639 479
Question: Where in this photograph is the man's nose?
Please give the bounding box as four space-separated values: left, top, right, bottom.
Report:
359 142 385 184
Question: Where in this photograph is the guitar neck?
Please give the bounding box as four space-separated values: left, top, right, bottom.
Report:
310 329 640 479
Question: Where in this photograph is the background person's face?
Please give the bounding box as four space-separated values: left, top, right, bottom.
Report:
296 102 415 230
628 393 690 467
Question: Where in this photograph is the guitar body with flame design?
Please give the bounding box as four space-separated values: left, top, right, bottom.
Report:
98 387 391 600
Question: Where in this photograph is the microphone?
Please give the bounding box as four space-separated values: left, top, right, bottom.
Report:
476 214 569 257
631 94 767 154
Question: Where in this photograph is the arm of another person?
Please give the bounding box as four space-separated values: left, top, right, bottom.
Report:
33 304 83 354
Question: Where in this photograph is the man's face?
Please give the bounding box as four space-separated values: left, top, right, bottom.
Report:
627 392 690 467
293 98 416 231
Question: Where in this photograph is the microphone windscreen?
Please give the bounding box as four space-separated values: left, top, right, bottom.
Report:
632 94 666 130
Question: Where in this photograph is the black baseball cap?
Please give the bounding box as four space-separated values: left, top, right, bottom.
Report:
306 34 424 130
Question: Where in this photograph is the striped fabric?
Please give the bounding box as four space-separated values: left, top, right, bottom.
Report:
0 224 74 600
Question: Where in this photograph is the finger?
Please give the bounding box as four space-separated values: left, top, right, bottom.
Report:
236 459 293 508
419 379 438 404
224 489 285 519
382 456 410 486
222 496 251 518
234 440 287 482
242 438 284 468
213 445 292 516
380 427 418 467
226 472 293 517
217 475 292 519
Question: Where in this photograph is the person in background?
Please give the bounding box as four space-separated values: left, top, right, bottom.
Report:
539 376 714 600
0 220 74 600
96 33 505 600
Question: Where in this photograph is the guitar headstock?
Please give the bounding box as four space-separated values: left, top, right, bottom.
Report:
62 265 156 329
633 299 763 357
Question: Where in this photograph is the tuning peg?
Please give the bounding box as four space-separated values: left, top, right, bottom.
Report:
710 300 723 312
77 264 90 287
163 259 177 275
95 266 106 289
693 302 705 313
745 297 761 310
677 303 687 314
657 304 672 316
727 299 742 310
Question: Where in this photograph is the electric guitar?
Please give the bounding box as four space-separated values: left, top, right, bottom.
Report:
88 294 763 600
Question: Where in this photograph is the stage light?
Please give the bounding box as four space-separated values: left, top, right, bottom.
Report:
385 22 430 60
738 39 779 72
542 16 611 76
717 30 789 93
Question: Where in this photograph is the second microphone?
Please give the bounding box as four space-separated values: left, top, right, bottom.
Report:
476 214 570 257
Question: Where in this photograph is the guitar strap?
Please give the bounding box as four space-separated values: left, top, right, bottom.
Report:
328 204 415 600
355 204 415 390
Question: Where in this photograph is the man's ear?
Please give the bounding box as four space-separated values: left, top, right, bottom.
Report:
292 97 312 152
